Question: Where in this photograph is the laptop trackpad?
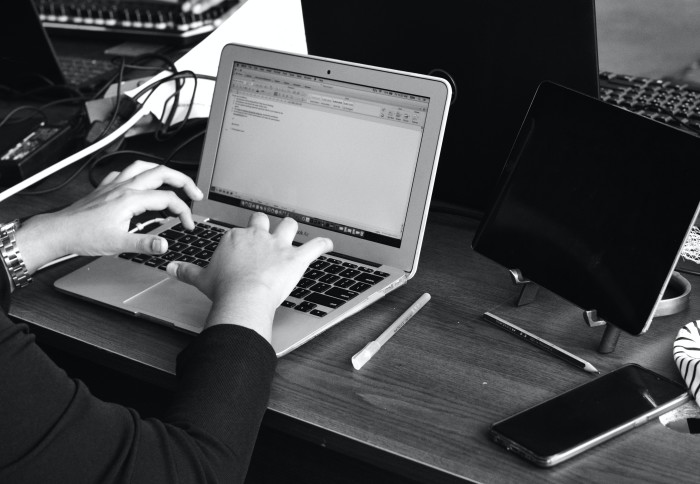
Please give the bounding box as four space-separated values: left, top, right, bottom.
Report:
126 278 211 333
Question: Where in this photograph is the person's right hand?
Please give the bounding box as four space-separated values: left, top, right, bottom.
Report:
166 213 333 342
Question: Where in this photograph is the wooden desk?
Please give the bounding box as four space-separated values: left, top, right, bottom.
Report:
2 183 699 483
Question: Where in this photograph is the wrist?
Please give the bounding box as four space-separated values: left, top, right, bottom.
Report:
14 214 69 275
206 290 276 342
0 220 32 289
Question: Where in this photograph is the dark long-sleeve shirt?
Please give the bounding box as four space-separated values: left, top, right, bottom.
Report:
0 273 277 484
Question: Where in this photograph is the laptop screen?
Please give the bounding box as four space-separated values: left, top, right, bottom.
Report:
208 61 431 248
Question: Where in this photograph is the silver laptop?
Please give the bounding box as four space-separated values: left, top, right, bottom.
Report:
55 43 451 356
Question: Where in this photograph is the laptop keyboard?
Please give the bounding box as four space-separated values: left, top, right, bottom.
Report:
35 0 240 45
599 71 700 137
58 56 118 89
119 221 390 317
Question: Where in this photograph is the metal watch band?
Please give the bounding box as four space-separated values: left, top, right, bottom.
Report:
0 219 32 289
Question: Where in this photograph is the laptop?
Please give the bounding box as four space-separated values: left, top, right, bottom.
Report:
55 42 451 356
1 0 137 93
472 81 700 336
301 0 599 215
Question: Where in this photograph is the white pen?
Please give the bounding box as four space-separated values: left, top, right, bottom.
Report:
482 312 599 374
352 293 431 370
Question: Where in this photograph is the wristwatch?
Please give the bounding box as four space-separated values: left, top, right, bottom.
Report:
0 219 32 289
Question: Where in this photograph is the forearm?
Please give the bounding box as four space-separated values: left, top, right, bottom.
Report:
0 316 276 483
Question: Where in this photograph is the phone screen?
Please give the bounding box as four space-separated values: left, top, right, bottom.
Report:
490 364 689 466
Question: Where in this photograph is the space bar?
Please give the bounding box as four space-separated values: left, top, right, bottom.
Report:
305 292 345 308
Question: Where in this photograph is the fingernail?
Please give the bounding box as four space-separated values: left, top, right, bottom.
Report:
153 238 167 253
166 262 178 278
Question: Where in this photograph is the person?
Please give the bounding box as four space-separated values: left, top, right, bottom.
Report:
0 161 333 483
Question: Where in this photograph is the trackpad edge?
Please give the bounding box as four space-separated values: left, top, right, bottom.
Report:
126 278 210 333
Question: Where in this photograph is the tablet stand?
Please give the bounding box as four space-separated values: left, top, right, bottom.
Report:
508 269 692 354
508 269 540 306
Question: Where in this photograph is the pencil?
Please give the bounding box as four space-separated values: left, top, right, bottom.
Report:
352 293 431 370
482 312 599 374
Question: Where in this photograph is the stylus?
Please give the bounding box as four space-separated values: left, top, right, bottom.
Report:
351 293 431 370
482 312 599 374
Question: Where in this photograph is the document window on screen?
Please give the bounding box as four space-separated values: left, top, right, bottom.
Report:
209 62 430 248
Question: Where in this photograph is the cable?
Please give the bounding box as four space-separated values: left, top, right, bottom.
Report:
163 127 206 166
87 149 163 187
21 154 98 195
0 106 48 130
0 102 150 203
4 65 212 201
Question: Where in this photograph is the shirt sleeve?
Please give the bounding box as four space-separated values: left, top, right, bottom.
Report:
0 310 277 484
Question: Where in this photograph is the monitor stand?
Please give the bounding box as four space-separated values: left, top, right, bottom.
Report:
508 269 691 354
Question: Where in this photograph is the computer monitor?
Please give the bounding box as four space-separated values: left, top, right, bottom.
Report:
0 0 66 90
301 0 599 215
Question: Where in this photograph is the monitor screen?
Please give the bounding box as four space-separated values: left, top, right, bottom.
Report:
301 0 599 214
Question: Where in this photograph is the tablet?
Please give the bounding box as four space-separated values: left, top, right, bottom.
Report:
472 81 700 335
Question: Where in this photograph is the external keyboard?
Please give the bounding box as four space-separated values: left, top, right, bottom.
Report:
120 221 390 317
35 0 240 44
599 71 700 136
59 55 118 89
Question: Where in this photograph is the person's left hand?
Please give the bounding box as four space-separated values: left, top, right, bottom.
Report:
16 161 203 273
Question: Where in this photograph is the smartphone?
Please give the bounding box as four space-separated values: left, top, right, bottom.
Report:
490 363 689 467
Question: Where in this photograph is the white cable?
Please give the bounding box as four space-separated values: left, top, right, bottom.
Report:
0 104 150 204
36 217 166 272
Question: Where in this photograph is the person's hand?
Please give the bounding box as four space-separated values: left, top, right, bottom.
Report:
181 0 227 15
16 161 203 273
166 212 333 341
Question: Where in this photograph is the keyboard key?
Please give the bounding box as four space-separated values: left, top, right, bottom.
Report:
145 257 164 267
319 273 340 284
169 242 189 252
325 287 359 301
304 269 325 279
179 234 199 244
334 278 355 289
309 282 332 293
354 273 386 285
291 288 311 299
310 260 330 270
339 268 360 278
305 292 345 309
324 264 344 275
181 246 202 257
350 282 372 292
297 277 316 288
160 229 184 240
295 302 317 312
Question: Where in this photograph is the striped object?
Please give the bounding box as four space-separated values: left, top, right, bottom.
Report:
674 320 700 405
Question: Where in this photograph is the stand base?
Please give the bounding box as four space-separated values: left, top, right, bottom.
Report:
511 270 692 355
